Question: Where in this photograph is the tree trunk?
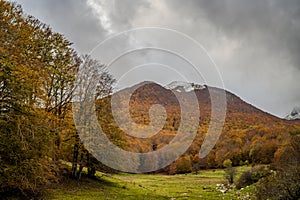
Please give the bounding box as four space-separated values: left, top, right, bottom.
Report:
77 150 85 180
87 152 96 178
71 137 79 178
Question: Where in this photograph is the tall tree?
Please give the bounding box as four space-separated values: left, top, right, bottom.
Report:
0 1 80 196
71 55 115 179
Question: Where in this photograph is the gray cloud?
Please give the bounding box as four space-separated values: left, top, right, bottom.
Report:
156 0 300 116
14 0 300 117
183 0 300 70
16 0 108 53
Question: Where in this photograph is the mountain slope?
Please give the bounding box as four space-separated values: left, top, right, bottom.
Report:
96 81 300 172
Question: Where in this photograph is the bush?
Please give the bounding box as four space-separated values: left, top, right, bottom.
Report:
255 166 300 200
236 166 271 189
223 159 232 168
169 155 192 174
255 133 300 200
239 160 249 166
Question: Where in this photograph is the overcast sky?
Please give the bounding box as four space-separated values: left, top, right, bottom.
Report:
14 0 300 118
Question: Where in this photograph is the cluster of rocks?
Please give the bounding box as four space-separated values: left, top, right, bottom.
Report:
216 183 232 193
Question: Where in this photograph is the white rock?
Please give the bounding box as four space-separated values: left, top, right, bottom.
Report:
165 81 206 92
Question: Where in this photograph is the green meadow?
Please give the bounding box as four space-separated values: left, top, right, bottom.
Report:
48 166 255 200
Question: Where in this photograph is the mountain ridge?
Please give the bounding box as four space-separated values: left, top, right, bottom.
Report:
115 81 295 120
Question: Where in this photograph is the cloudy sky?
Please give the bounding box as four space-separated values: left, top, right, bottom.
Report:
15 0 300 118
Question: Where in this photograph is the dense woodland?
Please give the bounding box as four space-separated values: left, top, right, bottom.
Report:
0 1 115 196
0 1 299 199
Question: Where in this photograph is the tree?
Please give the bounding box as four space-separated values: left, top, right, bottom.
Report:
70 55 115 179
0 1 80 196
169 155 192 174
255 129 300 200
0 1 55 196
223 159 237 184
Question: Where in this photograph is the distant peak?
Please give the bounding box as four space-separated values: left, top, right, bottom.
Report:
291 107 300 115
285 106 300 120
164 81 206 92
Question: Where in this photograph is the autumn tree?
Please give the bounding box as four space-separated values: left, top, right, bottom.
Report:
256 129 300 200
0 0 80 196
0 1 55 196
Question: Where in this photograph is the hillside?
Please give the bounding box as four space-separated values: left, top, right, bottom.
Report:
96 81 300 173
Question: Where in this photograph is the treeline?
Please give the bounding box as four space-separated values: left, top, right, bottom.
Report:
0 1 114 197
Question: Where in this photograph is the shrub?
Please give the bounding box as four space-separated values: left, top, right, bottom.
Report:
169 155 192 174
236 166 271 189
223 159 232 168
239 160 249 166
255 166 300 200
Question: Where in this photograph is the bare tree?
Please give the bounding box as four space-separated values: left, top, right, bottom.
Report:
71 55 115 179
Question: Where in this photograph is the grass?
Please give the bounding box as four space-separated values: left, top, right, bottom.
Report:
48 166 256 200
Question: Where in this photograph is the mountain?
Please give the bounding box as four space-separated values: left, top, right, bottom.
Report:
96 81 300 172
285 106 300 120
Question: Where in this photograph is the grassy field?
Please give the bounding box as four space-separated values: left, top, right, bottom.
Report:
48 166 255 200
